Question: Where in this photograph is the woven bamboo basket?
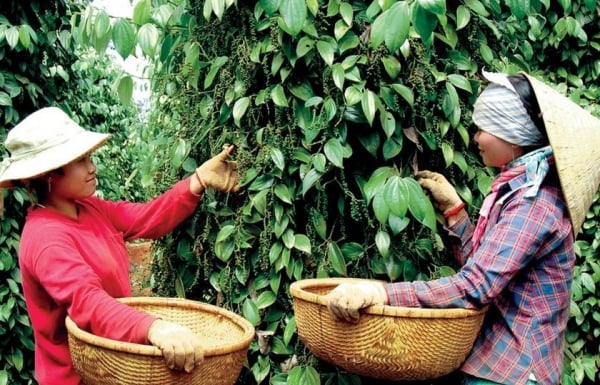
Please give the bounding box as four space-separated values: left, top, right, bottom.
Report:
290 278 487 381
66 297 255 385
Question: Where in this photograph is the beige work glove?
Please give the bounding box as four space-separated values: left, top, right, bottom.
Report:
415 170 462 215
326 281 388 323
196 144 239 192
147 319 204 373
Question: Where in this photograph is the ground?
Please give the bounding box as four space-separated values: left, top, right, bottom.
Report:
127 241 153 296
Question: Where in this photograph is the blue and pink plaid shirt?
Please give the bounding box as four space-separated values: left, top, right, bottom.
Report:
386 170 574 385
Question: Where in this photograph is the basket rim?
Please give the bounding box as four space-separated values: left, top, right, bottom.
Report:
65 297 255 357
290 278 487 319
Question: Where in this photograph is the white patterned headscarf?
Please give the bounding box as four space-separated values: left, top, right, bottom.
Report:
472 70 555 209
472 70 544 146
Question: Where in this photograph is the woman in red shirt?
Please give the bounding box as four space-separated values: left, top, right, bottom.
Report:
0 107 239 385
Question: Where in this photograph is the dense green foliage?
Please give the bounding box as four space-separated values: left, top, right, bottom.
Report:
0 2 76 383
74 0 600 384
1 0 597 384
567 192 600 385
74 1 600 384
0 1 146 384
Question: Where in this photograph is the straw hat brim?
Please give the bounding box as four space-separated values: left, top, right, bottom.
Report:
522 72 600 236
0 131 110 188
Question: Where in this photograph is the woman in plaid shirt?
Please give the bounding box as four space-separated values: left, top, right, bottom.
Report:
327 71 600 385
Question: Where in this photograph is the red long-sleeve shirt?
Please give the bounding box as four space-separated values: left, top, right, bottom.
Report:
18 179 200 385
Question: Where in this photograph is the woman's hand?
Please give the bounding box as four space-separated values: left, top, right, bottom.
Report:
192 144 239 194
326 281 388 323
415 170 462 215
147 319 204 373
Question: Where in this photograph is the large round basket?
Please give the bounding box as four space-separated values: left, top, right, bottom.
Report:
290 278 487 381
66 297 255 385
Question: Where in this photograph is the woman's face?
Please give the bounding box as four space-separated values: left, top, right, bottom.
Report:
474 129 524 168
49 153 97 201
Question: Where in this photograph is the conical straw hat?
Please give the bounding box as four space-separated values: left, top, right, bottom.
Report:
523 73 600 236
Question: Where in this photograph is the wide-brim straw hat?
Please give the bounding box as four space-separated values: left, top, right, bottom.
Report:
522 72 600 236
0 107 110 188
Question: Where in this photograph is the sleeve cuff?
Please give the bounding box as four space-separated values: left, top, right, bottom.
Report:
385 282 420 307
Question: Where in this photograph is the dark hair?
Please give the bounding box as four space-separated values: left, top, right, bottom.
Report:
507 74 549 146
29 178 49 203
20 168 63 205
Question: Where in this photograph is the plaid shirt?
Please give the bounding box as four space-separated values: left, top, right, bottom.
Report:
386 172 574 385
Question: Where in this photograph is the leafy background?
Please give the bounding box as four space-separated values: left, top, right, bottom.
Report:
1 0 599 384
0 1 145 384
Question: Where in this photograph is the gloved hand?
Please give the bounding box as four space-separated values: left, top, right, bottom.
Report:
415 170 462 215
326 281 388 323
147 319 204 373
195 144 239 192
